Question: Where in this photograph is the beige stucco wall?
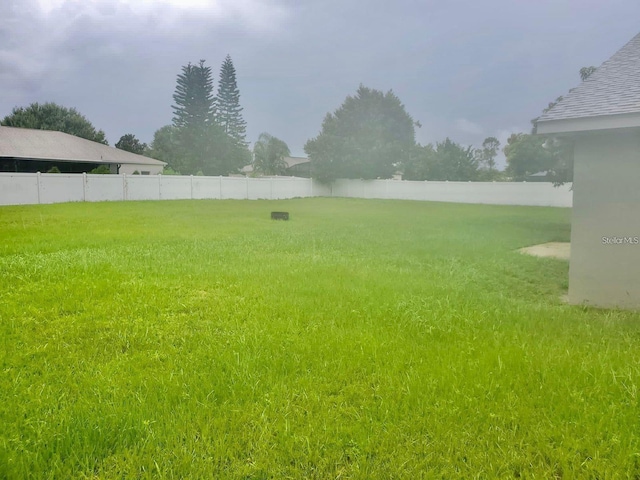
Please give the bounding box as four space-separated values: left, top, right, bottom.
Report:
569 128 640 309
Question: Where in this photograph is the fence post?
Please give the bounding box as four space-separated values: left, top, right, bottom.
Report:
219 176 223 200
158 173 162 200
122 173 127 201
190 175 194 199
246 176 249 199
82 172 87 202
36 171 41 204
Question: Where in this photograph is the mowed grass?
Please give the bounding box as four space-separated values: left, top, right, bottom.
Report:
0 198 639 478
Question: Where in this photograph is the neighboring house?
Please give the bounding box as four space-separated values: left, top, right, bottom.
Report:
240 164 254 175
242 156 311 177
536 31 640 310
0 126 165 174
283 156 311 177
525 171 551 182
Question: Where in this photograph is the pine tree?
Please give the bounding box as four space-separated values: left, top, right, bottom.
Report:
170 60 219 174
216 55 247 146
172 60 215 129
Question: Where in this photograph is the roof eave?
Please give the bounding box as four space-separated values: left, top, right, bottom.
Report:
537 112 640 135
0 154 166 166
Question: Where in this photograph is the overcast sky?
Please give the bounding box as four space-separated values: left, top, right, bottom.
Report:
2 0 639 168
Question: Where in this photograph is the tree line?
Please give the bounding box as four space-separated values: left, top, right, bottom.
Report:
1 60 597 183
301 85 523 183
302 66 596 185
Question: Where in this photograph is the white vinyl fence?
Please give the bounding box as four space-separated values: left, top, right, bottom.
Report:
0 173 572 207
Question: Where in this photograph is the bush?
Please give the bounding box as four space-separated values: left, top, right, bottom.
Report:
89 165 111 174
46 166 61 173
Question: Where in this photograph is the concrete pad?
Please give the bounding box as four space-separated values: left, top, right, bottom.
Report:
519 242 570 260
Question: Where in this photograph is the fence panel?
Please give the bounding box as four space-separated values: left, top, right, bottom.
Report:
126 176 161 201
39 174 84 204
0 173 573 207
160 175 192 200
85 174 124 202
247 178 272 200
0 173 39 205
221 177 249 200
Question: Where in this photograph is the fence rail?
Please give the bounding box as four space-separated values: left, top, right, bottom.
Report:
0 173 572 207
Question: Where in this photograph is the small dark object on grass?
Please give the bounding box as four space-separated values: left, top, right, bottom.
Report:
271 211 289 220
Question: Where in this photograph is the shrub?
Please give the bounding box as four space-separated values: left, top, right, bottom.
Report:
89 165 111 174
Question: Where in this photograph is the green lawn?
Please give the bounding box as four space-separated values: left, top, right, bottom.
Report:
1 198 638 478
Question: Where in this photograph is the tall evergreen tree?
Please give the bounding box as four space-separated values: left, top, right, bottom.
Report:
216 55 247 146
170 60 219 174
172 60 215 129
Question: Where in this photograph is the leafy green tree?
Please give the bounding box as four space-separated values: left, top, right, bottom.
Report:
505 133 574 184
428 138 479 181
305 85 416 183
542 137 574 185
504 133 555 181
478 137 499 172
253 133 291 175
148 125 182 172
210 130 251 175
402 144 435 181
473 136 501 180
399 138 482 181
216 55 247 147
1 102 108 144
115 133 146 155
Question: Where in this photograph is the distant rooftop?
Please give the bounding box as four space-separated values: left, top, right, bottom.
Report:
537 32 640 133
241 156 309 175
0 126 165 166
284 156 310 168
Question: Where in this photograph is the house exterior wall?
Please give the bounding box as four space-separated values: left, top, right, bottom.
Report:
119 163 164 175
569 129 640 309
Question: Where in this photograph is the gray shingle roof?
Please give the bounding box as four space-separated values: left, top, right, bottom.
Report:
0 126 165 166
537 32 640 123
283 156 309 168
